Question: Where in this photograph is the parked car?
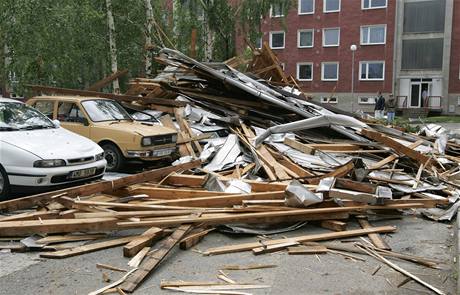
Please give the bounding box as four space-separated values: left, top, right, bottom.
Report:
0 98 106 199
27 96 178 171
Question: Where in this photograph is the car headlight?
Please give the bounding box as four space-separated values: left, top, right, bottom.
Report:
95 152 104 161
171 134 178 143
33 159 66 168
141 137 152 146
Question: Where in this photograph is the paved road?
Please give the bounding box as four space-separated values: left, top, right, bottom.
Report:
0 214 456 295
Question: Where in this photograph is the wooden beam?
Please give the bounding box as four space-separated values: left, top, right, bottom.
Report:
0 218 119 236
357 218 391 250
120 223 194 292
86 69 129 91
123 227 164 257
117 203 425 229
361 130 431 167
40 236 135 259
319 220 347 232
0 160 201 212
369 140 424 170
203 226 397 255
179 228 214 250
283 138 315 154
149 191 286 207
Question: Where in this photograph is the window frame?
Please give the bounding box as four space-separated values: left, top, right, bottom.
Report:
322 28 340 47
297 29 315 48
358 96 376 105
359 61 385 81
321 62 339 81
360 24 387 45
296 62 314 81
323 0 341 13
362 0 387 10
298 0 315 15
255 37 263 49
269 31 285 49
270 4 284 18
320 96 338 104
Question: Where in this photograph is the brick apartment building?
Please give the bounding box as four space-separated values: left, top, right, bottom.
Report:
251 0 459 115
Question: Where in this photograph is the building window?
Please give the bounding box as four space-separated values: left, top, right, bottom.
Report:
360 61 385 81
299 0 315 14
269 31 285 49
298 29 314 48
322 62 339 81
362 0 387 9
323 0 340 13
297 63 313 81
255 37 262 49
402 38 443 70
358 97 376 104
280 63 285 70
361 25 386 45
270 3 284 17
321 96 338 104
322 28 340 47
403 0 445 33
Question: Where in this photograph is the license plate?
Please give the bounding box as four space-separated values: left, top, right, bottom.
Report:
152 148 174 157
69 167 97 179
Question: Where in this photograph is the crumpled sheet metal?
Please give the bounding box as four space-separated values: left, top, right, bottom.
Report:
225 180 252 194
369 171 446 193
217 222 308 235
252 126 296 144
285 180 323 208
203 134 242 171
421 200 460 221
420 123 447 138
271 142 350 170
254 114 368 147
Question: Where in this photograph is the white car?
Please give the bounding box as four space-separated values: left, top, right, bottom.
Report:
0 98 107 199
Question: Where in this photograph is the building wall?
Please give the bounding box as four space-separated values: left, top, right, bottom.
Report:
259 1 395 100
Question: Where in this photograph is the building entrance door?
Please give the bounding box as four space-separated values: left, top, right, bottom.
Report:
409 79 432 108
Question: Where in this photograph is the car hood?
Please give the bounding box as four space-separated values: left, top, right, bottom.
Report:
96 121 177 137
0 128 102 159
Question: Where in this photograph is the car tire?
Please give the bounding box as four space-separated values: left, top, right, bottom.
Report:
101 143 124 172
0 166 10 201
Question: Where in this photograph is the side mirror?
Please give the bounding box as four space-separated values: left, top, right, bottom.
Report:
82 118 89 126
52 119 61 128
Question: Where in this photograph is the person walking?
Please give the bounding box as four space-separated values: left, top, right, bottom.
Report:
386 94 396 124
374 91 385 119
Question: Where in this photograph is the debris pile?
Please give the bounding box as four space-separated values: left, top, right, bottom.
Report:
1 48 459 294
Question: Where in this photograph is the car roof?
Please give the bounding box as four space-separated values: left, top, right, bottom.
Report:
31 95 112 102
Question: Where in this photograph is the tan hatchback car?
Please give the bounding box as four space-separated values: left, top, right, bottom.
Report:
27 96 178 171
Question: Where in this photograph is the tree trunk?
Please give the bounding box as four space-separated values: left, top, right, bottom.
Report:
144 0 154 77
105 0 120 94
203 0 214 62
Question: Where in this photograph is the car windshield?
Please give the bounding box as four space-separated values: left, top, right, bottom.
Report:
81 99 132 122
0 102 55 131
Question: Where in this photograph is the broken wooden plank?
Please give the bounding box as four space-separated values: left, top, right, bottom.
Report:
252 240 299 255
319 220 347 232
361 130 431 167
287 245 328 255
123 227 164 257
119 223 195 292
203 226 396 255
40 236 136 259
179 228 214 250
35 234 107 245
357 218 391 250
283 137 315 154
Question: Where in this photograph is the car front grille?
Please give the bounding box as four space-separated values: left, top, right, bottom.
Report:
151 134 174 145
67 156 95 165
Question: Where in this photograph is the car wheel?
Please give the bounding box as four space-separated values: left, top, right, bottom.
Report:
102 143 124 172
0 166 10 201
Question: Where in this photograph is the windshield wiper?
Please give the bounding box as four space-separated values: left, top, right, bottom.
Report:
19 125 52 130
